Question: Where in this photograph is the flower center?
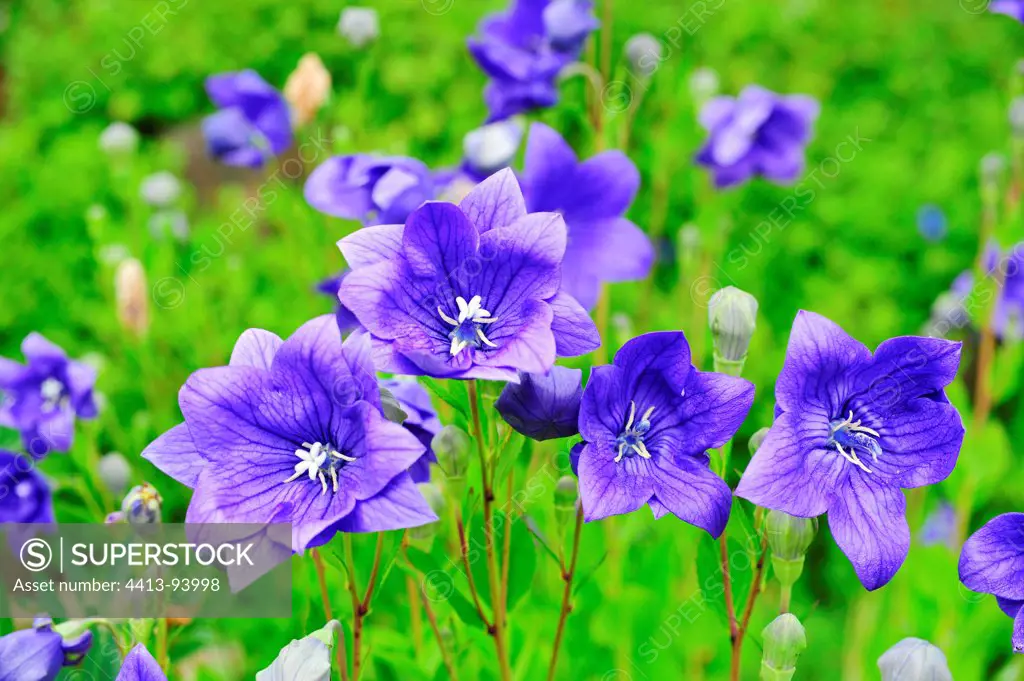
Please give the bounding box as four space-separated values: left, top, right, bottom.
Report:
826 410 882 474
283 441 356 496
40 377 67 411
438 295 499 356
615 401 655 462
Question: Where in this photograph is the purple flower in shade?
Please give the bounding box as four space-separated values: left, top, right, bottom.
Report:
735 311 964 590
991 1 1024 21
523 123 654 309
0 334 97 457
202 70 293 168
381 378 442 482
316 271 361 334
0 450 54 524
141 316 437 551
116 644 166 681
920 501 958 550
469 0 597 122
961 515 1024 653
696 85 820 189
338 168 600 382
496 366 582 441
947 242 1024 340
305 155 437 226
575 332 754 534
0 618 92 681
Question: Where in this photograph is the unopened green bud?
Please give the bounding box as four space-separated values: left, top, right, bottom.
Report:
878 638 952 681
760 614 806 681
624 33 662 77
409 483 446 543
748 427 770 454
709 286 758 371
766 510 817 587
554 476 578 527
433 426 471 478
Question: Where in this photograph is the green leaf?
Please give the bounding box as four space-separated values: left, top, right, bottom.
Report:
421 376 470 421
505 518 538 612
993 341 1024 405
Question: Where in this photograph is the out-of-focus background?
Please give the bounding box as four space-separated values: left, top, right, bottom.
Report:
2 0 1023 678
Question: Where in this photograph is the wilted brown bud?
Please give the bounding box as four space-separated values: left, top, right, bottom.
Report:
115 258 149 337
284 53 332 127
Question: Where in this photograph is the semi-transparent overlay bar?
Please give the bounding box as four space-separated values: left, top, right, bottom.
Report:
0 523 293 618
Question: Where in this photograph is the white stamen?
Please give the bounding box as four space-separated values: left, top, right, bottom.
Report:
641 406 656 422
625 401 636 430
440 293 501 356
476 327 498 348
438 307 459 326
615 443 626 463
283 441 352 492
836 442 872 474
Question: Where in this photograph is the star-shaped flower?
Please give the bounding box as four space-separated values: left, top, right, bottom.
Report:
736 311 964 590
523 123 653 309
338 168 600 381
575 331 754 535
142 316 437 551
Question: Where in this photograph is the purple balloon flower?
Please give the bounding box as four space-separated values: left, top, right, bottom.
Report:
523 123 654 309
496 366 582 441
142 316 437 551
576 332 754 534
338 168 600 381
116 644 166 681
0 618 92 681
948 241 1024 340
696 85 819 189
381 378 442 482
960 513 1024 653
316 271 361 334
305 155 437 226
0 333 97 457
469 0 597 121
0 449 54 524
201 70 293 168
736 311 964 590
992 0 1024 21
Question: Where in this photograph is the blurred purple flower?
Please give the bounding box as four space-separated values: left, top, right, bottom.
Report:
916 204 947 242
991 1 1024 21
947 241 1024 340
469 0 597 121
960 513 1024 653
0 450 53 524
576 332 753 534
0 334 97 458
696 85 819 189
116 644 166 681
338 169 600 381
523 123 653 309
0 618 92 681
202 70 292 168
920 501 957 549
142 317 437 551
305 155 437 226
316 272 361 334
737 311 964 590
381 378 442 483
496 366 582 441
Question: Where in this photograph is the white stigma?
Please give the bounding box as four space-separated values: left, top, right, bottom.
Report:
438 294 499 356
283 441 356 496
40 378 65 409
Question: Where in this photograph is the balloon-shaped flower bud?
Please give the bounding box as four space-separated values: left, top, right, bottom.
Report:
139 171 182 208
99 122 139 156
709 286 759 372
766 510 817 588
624 33 662 77
688 67 720 108
554 475 578 528
97 452 132 494
256 621 340 681
338 7 379 48
115 258 150 338
433 426 471 480
760 614 806 681
878 638 952 681
122 483 163 525
284 53 332 127
463 119 523 179
748 427 770 454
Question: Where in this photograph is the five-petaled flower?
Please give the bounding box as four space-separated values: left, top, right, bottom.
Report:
575 331 754 535
0 333 97 458
202 70 293 168
523 123 654 309
696 85 819 189
960 513 1024 654
736 311 964 590
142 316 437 551
338 168 600 382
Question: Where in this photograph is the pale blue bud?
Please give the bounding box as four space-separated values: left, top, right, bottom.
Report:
256 621 339 681
464 119 523 177
709 286 758 366
97 452 131 494
99 122 139 156
761 614 806 681
338 8 379 48
140 171 182 208
878 638 952 681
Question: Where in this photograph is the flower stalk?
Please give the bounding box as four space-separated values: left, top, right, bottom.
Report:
312 549 349 681
547 504 584 681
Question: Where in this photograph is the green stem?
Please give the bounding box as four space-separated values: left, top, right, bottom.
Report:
779 584 793 615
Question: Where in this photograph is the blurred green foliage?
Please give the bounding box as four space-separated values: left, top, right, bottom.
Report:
2 0 1024 678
